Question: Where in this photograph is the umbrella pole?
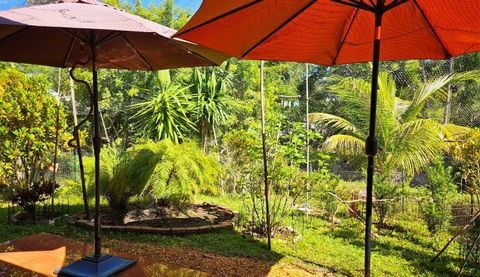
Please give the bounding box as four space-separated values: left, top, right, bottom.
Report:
91 43 102 258
59 36 136 277
365 10 383 277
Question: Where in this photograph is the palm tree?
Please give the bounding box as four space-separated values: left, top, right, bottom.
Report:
130 70 195 143
190 67 230 152
310 71 477 178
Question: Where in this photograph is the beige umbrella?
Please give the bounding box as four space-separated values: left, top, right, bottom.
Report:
0 1 228 276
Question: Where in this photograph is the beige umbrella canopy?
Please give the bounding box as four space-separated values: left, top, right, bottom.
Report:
0 1 228 276
0 0 226 69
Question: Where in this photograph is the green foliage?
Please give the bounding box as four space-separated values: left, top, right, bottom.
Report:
190 67 231 150
94 140 222 212
0 67 66 212
145 140 222 205
374 175 401 227
419 158 456 235
310 72 471 177
130 70 195 143
450 128 480 194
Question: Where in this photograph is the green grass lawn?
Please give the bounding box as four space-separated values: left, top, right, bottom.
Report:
0 195 472 276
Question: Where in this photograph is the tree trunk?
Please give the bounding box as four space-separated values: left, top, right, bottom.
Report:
443 58 454 124
70 75 90 220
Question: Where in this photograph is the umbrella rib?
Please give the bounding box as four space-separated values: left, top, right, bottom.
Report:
120 34 154 70
61 29 88 44
332 8 359 65
169 38 221 65
331 0 375 12
385 0 410 12
0 26 29 45
97 31 123 47
63 30 78 68
175 0 264 37
241 0 317 59
411 0 451 58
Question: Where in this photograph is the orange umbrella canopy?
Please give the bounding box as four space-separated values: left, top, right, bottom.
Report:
0 0 227 70
176 0 480 65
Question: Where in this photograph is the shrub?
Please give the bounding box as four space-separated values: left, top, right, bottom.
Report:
419 158 456 235
373 174 400 227
96 140 222 215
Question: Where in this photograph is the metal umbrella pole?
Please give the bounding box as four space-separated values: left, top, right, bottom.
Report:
364 8 383 276
59 31 136 276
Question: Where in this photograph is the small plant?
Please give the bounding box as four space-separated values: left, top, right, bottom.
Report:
373 174 400 227
11 178 56 217
419 158 456 235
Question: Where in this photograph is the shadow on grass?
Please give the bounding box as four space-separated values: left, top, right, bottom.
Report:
0 203 284 276
326 219 464 276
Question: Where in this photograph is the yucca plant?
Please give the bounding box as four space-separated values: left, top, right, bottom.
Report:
190 67 231 151
130 70 195 143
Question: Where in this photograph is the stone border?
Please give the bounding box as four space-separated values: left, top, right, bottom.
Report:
71 209 239 235
74 219 234 234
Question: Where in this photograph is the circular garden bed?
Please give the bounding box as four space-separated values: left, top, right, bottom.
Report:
73 202 237 235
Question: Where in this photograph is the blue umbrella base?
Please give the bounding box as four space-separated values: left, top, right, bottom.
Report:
58 254 136 277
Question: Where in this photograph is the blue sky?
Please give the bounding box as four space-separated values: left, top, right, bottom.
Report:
130 0 201 11
0 0 201 11
0 0 26 10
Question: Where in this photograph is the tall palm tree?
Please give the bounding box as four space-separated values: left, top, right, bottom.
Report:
310 71 477 177
130 70 195 143
190 67 230 152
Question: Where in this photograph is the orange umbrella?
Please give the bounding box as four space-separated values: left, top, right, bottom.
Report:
175 1 480 276
0 1 227 276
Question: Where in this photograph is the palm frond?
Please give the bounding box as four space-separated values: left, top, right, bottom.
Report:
443 124 472 142
309 113 362 136
323 134 365 156
388 119 445 175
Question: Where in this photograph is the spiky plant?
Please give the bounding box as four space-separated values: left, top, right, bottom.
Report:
190 67 231 151
130 70 195 143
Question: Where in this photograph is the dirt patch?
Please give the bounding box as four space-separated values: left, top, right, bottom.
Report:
106 238 331 276
0 233 331 276
77 202 235 228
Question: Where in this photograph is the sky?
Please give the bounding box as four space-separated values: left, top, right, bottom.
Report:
0 0 202 11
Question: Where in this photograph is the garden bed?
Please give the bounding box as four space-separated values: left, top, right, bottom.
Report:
73 202 237 235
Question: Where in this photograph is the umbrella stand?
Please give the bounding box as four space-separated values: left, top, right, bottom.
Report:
59 31 136 277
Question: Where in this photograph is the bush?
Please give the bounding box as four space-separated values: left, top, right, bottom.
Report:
419 158 456 235
96 140 222 215
374 175 400 227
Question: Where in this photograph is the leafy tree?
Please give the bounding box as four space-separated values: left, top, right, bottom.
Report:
0 67 66 215
130 70 195 143
450 128 480 210
309 71 477 225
